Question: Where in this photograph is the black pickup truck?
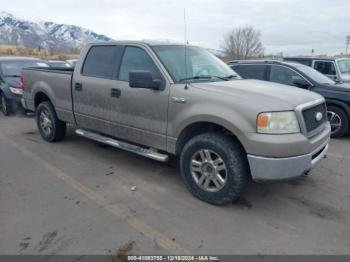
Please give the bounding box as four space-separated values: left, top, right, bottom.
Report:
229 60 350 138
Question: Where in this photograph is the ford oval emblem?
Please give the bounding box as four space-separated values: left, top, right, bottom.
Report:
315 112 323 122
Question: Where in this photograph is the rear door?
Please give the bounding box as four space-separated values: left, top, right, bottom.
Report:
72 45 124 134
312 60 338 81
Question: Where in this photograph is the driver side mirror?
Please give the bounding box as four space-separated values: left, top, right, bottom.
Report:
129 71 162 90
293 79 311 89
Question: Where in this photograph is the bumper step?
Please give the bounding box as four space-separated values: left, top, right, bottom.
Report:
75 129 169 162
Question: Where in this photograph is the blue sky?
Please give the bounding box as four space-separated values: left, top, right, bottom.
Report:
3 0 350 55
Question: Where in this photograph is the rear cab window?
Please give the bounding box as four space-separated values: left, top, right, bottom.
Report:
231 64 267 80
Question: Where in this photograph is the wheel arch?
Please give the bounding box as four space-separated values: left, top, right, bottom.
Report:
326 99 350 118
34 91 52 109
175 121 246 156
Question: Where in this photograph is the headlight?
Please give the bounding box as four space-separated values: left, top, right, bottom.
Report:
257 111 300 134
9 87 23 95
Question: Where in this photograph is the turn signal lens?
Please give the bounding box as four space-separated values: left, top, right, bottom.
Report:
257 113 269 128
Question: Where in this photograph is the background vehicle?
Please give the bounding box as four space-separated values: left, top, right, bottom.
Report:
0 57 49 116
229 60 350 138
46 60 73 68
284 57 350 83
66 59 78 67
22 41 330 205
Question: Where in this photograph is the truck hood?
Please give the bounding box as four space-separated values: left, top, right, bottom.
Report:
191 79 323 110
340 73 350 83
322 82 350 93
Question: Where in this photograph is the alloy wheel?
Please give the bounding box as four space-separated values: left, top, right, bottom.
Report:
190 149 227 192
328 111 342 135
39 110 53 136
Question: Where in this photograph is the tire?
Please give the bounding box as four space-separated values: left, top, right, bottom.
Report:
36 101 66 142
180 133 250 206
327 106 349 138
0 92 12 116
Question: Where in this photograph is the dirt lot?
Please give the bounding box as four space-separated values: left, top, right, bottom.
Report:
0 113 349 255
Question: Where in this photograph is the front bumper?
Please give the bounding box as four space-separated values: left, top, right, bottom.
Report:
247 139 329 181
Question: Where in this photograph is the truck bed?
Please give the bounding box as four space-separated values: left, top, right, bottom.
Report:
22 67 75 124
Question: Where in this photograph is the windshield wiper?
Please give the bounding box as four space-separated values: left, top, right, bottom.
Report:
221 74 238 80
179 75 238 82
179 76 212 82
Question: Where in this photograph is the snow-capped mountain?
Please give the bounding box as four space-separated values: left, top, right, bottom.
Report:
0 11 111 51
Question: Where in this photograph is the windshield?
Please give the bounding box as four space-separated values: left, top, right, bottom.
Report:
0 60 49 77
294 63 335 84
337 59 350 75
153 45 239 83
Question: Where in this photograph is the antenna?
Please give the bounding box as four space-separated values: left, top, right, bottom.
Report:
346 36 350 54
184 8 189 89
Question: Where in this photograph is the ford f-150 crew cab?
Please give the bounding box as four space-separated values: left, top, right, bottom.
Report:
21 41 331 205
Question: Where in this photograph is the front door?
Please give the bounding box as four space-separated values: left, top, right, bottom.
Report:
109 45 170 150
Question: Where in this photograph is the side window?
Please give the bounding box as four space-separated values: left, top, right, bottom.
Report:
82 46 118 78
269 65 304 86
119 47 160 82
314 61 336 75
232 65 266 80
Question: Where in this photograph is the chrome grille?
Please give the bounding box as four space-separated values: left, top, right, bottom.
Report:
296 99 328 138
302 103 327 133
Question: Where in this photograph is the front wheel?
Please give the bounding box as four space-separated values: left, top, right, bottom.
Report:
36 101 66 142
327 106 349 138
180 133 250 205
1 93 12 116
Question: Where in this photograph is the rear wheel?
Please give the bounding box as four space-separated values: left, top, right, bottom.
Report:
0 92 12 116
180 133 250 205
36 101 66 142
327 106 349 138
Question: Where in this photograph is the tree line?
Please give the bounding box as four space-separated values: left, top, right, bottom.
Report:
221 25 264 60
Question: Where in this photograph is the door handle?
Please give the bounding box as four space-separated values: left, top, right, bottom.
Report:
111 88 121 98
75 83 82 91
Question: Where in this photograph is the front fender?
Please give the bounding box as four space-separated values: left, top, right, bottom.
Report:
167 102 256 154
326 99 350 118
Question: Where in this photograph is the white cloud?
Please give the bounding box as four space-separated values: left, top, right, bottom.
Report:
2 0 350 55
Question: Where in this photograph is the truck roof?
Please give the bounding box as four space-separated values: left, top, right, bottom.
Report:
229 59 298 65
87 40 186 47
284 56 336 61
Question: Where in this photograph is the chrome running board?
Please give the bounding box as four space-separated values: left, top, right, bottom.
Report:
75 129 169 162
